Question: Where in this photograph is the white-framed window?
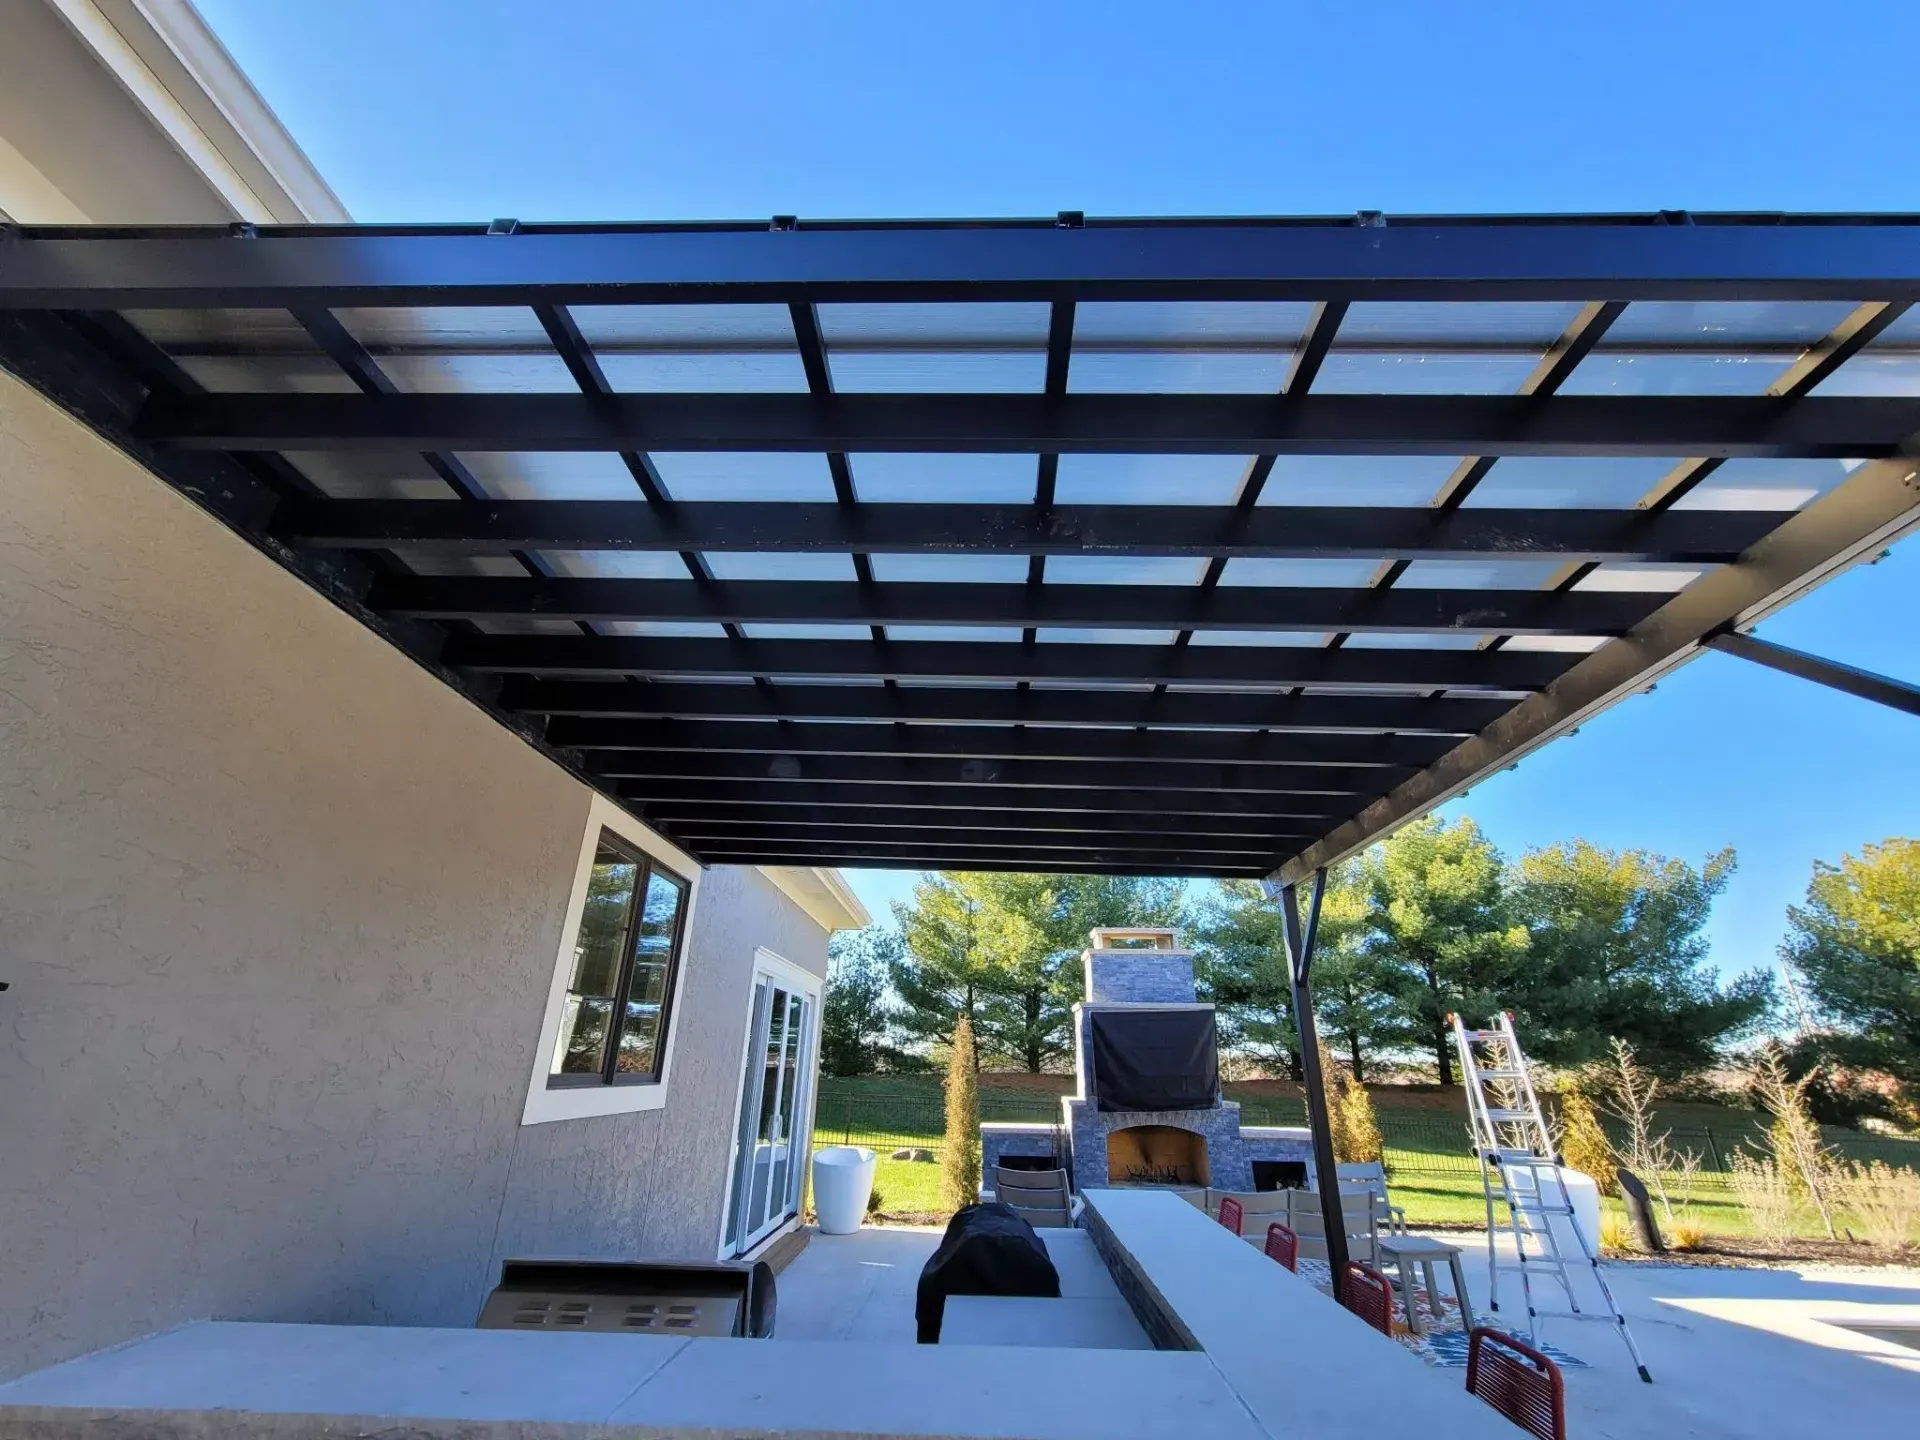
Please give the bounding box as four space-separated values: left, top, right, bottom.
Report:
522 795 702 1126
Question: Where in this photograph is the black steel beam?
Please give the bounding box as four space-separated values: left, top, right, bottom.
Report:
278 499 1778 563
138 390 1919 459
581 750 1399 796
1707 630 1920 717
464 634 1569 690
512 680 1505 731
636 805 1307 839
618 776 1348 817
693 848 1265 877
11 217 1920 309
669 828 1275 858
1280 873 1351 1292
372 575 1657 635
543 716 1454 768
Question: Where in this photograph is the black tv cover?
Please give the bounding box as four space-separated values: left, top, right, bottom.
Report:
1089 1009 1219 1112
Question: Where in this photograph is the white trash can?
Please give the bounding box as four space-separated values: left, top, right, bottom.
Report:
812 1146 877 1235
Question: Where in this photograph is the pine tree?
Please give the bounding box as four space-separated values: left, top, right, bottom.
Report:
940 1014 982 1214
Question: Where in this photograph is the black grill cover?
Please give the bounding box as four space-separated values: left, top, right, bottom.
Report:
914 1202 1060 1343
1089 1009 1220 1112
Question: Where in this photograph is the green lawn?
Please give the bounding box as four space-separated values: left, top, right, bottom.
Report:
814 1073 1917 1239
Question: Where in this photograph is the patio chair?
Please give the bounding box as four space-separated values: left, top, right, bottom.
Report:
1340 1261 1395 1336
1465 1328 1566 1440
1216 1196 1243 1234
1285 1185 1381 1267
1207 1188 1289 1240
992 1165 1074 1229
1263 1222 1299 1271
1337 1160 1408 1236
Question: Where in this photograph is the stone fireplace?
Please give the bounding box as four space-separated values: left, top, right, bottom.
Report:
979 927 1312 1196
1106 1124 1210 1187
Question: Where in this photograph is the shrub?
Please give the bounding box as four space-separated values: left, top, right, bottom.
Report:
1556 1081 1616 1191
1598 1215 1634 1252
939 1014 982 1214
866 1186 887 1217
1728 1150 1798 1245
1833 1160 1920 1252
1336 1080 1385 1165
1669 1220 1708 1252
1753 1047 1840 1239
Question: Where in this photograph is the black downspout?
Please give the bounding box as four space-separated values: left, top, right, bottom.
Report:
1279 872 1351 1297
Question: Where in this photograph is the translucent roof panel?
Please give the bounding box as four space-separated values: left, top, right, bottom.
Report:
1217 558 1381 587
123 307 315 348
537 551 693 580
283 451 456 499
1812 338 1920 398
1337 302 1585 345
1558 353 1796 396
472 617 585 636
457 452 642 500
868 554 1030 583
1029 681 1156 692
598 620 732 638
884 625 1025 642
1256 455 1460 507
598 351 809 392
172 355 358 393
653 452 836 501
1046 556 1208 586
850 453 1038 503
1572 563 1708 592
1035 628 1181 645
570 303 799 346
702 552 858 581
737 623 874 640
335 305 550 347
1342 632 1491 650
1313 351 1539 394
1073 301 1314 345
1669 457 1867 511
1054 454 1250 505
390 551 530 578
1501 634 1608 653
384 352 577 393
828 349 1045 393
817 303 1051 346
1459 457 1682 509
1068 349 1294 394
1394 559 1563 590
1186 630 1332 647
1601 301 1856 346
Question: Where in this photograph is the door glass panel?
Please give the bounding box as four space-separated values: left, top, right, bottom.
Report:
614 870 685 1077
769 994 804 1212
729 981 771 1251
551 840 638 1075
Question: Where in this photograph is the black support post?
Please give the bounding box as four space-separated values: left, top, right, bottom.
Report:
1278 871 1350 1295
1707 630 1920 718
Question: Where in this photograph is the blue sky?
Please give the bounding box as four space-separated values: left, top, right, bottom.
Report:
202 0 1920 980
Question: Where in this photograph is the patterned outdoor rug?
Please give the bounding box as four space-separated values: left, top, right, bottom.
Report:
1294 1257 1588 1369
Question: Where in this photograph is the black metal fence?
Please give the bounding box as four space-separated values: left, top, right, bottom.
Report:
811 1091 1920 1193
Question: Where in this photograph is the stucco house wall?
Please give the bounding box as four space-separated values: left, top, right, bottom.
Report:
0 366 828 1380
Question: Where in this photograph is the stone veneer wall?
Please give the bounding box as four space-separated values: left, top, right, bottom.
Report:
1067 1100 1255 1192
1082 950 1196 1004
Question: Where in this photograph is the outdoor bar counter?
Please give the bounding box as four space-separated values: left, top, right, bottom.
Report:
0 1191 1511 1440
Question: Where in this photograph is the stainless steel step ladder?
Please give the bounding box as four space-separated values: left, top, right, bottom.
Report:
1451 1011 1653 1382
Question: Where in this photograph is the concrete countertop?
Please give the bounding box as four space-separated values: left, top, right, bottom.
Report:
1079 1188 1514 1440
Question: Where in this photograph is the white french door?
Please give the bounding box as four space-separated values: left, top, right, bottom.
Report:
724 954 819 1256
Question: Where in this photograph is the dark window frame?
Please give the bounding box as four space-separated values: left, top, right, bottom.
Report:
547 828 692 1091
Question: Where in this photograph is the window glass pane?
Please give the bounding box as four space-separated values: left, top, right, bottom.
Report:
850 453 1039 503
615 869 686 1077
552 838 638 1076
1054 454 1250 505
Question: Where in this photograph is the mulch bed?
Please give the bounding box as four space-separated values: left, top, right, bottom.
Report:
1600 1235 1919 1269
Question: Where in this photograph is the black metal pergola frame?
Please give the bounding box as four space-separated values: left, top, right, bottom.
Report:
5 209 1920 1290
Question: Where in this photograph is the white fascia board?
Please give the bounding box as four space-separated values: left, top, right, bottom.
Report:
754 866 873 933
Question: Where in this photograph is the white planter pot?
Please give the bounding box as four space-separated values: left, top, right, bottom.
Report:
812 1146 877 1235
1507 1164 1603 1257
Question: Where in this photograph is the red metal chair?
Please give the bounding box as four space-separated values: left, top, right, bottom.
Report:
1340 1261 1395 1336
1466 1327 1567 1440
1264 1222 1299 1271
1216 1196 1244 1235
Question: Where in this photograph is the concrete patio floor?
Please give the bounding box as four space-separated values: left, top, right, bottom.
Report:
779 1224 1920 1437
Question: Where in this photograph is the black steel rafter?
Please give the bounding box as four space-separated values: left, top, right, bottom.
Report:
131 390 1920 457
1707 629 1920 717
635 806 1312 839
615 776 1350 817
